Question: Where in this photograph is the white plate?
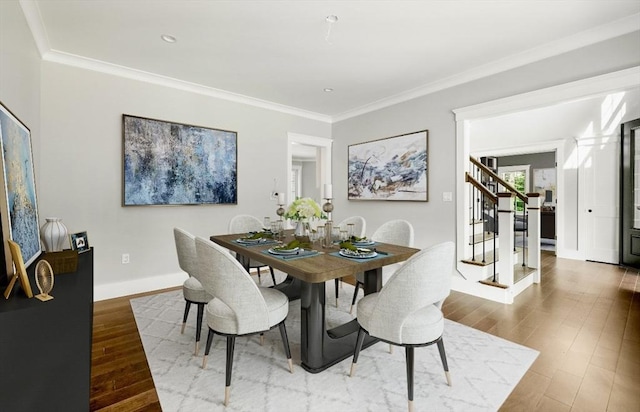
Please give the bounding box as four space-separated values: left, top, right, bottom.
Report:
268 247 300 255
237 238 265 244
352 240 375 246
339 248 377 259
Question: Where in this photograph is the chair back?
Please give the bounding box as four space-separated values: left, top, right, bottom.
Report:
174 227 197 278
229 214 263 234
367 241 455 343
337 216 367 238
194 237 270 334
371 219 414 247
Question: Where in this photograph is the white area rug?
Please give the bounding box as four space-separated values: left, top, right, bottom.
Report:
131 278 538 412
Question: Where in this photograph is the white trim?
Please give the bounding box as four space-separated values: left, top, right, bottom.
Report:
94 272 185 301
334 16 640 122
287 133 332 207
19 0 640 124
454 67 640 121
456 67 638 273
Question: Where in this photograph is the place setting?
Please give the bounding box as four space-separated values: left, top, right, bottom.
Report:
262 238 322 260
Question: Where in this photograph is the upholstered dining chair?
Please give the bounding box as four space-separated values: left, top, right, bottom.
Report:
195 237 293 406
228 214 277 286
334 216 367 306
349 241 455 412
174 227 213 355
350 219 414 313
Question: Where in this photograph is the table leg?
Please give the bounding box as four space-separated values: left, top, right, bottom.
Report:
299 267 381 373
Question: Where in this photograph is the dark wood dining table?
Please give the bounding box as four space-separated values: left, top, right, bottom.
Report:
210 231 419 373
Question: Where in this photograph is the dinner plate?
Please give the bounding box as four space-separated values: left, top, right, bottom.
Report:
268 247 300 255
339 248 377 259
236 238 265 244
352 240 375 246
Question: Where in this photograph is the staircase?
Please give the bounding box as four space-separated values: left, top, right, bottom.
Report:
454 156 542 304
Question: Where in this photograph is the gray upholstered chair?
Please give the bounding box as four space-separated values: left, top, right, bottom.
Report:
350 219 414 313
334 216 367 306
196 237 293 406
228 214 277 285
349 241 455 412
174 227 213 355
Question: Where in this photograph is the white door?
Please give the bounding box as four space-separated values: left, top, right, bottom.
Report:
579 137 619 264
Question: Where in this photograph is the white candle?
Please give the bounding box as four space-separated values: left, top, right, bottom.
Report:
324 184 333 199
277 192 285 204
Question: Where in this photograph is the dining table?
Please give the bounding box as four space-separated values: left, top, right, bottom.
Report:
210 230 420 373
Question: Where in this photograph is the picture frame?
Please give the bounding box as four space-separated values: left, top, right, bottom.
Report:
0 101 42 277
122 114 238 206
70 231 90 253
348 130 428 201
3 240 33 299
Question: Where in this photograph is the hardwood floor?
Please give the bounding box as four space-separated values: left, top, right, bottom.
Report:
90 252 640 411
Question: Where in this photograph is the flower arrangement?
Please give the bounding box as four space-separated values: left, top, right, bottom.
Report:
284 197 326 221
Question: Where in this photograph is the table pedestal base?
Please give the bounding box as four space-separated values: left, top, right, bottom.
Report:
299 268 382 373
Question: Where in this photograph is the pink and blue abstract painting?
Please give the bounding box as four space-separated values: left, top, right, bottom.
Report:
123 115 237 206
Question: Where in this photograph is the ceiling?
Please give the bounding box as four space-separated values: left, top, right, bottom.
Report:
21 1 640 122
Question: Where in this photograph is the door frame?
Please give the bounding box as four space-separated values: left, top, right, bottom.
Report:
454 66 639 264
287 133 332 206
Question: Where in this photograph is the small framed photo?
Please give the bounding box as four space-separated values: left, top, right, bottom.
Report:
70 231 89 253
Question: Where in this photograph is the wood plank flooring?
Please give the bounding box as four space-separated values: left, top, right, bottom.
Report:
90 252 640 411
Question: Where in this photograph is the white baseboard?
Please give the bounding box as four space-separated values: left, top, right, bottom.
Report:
94 272 186 301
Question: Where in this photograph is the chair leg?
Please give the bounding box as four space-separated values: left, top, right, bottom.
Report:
349 281 362 314
223 336 236 406
194 303 205 355
334 278 339 307
349 327 367 377
405 346 415 412
256 265 262 284
436 337 452 386
278 322 294 373
202 328 215 369
269 266 277 286
181 301 191 334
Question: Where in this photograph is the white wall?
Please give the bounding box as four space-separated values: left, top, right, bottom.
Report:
38 62 330 299
332 32 640 251
0 0 42 281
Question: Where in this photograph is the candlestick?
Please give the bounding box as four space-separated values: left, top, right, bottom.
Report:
277 192 285 204
324 183 333 199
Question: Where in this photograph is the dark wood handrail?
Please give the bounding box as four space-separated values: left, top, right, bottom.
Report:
469 156 528 203
465 172 498 204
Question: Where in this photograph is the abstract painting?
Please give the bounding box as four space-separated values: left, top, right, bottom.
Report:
0 101 42 275
123 115 237 206
348 130 428 201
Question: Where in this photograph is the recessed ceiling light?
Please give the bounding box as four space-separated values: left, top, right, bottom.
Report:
324 88 334 92
326 15 338 23
160 34 177 43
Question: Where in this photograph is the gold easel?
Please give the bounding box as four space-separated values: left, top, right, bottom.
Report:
3 240 33 299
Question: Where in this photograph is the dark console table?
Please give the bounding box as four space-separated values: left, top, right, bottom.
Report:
0 248 94 411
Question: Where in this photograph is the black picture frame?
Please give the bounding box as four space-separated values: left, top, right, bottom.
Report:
70 231 89 253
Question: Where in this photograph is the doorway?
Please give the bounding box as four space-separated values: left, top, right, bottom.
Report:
287 133 332 206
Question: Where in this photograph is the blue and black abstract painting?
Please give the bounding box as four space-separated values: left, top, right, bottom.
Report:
123 115 237 206
0 103 42 269
348 130 428 201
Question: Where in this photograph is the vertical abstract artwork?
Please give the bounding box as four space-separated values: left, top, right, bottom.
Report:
123 115 237 206
0 101 42 274
348 130 428 201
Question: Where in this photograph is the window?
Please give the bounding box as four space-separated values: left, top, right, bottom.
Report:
499 165 529 212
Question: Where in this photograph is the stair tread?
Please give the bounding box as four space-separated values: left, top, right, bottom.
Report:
468 232 496 245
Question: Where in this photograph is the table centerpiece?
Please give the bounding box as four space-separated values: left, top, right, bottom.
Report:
284 197 326 239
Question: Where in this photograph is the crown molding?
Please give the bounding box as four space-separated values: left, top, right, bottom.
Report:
332 13 640 123
44 50 332 123
19 0 639 125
